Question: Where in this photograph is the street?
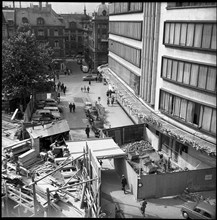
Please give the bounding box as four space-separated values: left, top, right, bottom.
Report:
55 60 187 219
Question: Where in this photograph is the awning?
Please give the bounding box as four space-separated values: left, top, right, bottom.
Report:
66 138 126 159
104 68 216 157
26 119 70 139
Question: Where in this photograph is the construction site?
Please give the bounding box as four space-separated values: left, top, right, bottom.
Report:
2 110 129 218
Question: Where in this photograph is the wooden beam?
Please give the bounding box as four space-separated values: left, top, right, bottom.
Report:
29 153 85 186
46 188 51 217
49 177 98 192
32 176 38 216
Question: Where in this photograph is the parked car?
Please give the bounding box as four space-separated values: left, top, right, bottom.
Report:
45 98 58 107
97 63 108 73
43 106 61 119
84 101 93 113
82 74 97 81
86 107 98 118
181 201 216 219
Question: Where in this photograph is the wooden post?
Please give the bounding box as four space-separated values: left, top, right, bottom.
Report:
32 176 37 216
4 181 9 217
46 188 51 217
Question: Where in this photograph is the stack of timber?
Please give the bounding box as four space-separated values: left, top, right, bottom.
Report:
18 149 38 168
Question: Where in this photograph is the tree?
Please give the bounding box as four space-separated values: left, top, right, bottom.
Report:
2 23 54 109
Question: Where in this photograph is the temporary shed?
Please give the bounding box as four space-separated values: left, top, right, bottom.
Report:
26 119 70 139
66 138 126 159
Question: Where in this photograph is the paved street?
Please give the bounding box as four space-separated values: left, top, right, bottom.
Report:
57 59 134 140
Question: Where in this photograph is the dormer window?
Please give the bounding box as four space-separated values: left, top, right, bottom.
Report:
54 30 59 36
102 10 107 16
22 17 28 23
37 17 45 25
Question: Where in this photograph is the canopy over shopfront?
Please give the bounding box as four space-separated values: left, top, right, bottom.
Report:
101 67 216 157
26 119 70 139
66 138 126 159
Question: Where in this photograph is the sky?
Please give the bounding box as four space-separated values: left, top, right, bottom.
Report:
2 2 102 15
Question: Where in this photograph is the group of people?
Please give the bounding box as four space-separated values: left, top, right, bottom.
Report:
107 96 115 106
69 102 76 113
57 81 67 94
64 68 71 75
81 85 90 93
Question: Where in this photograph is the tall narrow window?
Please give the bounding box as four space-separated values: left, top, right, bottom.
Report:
164 93 170 113
180 99 187 120
194 24 203 48
174 96 181 117
190 64 199 87
167 59 172 79
162 58 167 78
177 61 184 82
54 41 59 47
186 24 194 47
193 103 200 125
201 106 212 131
172 60 178 80
169 23 175 44
174 23 181 45
198 66 207 89
164 23 170 44
186 101 194 123
202 24 212 49
183 63 191 84
180 23 187 46
206 67 216 91
211 24 216 50
210 109 216 133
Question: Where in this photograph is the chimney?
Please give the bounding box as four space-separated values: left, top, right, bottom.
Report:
84 4 86 15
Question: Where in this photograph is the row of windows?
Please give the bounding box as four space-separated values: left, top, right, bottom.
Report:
159 90 216 135
167 2 217 8
109 56 140 95
22 17 45 25
161 57 216 92
164 22 216 51
109 21 142 40
109 2 143 14
35 29 62 37
109 39 141 68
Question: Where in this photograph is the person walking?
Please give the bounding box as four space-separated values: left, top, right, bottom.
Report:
72 103 76 112
85 125 90 138
63 86 66 95
84 85 86 92
107 97 110 106
81 87 83 92
57 81 61 91
111 96 114 106
69 102 73 113
121 174 127 194
87 86 90 93
89 80 91 85
141 198 147 217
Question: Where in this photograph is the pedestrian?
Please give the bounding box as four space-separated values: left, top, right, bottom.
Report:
85 125 90 138
89 80 91 85
81 87 83 92
107 97 110 106
96 77 98 82
99 159 103 166
72 103 76 112
69 102 73 112
84 85 86 92
63 86 66 95
87 86 90 93
106 90 109 97
111 97 114 106
68 69 70 75
141 198 147 217
61 83 64 92
121 174 127 194
57 81 61 90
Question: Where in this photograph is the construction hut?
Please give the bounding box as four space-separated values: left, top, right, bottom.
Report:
26 119 70 154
